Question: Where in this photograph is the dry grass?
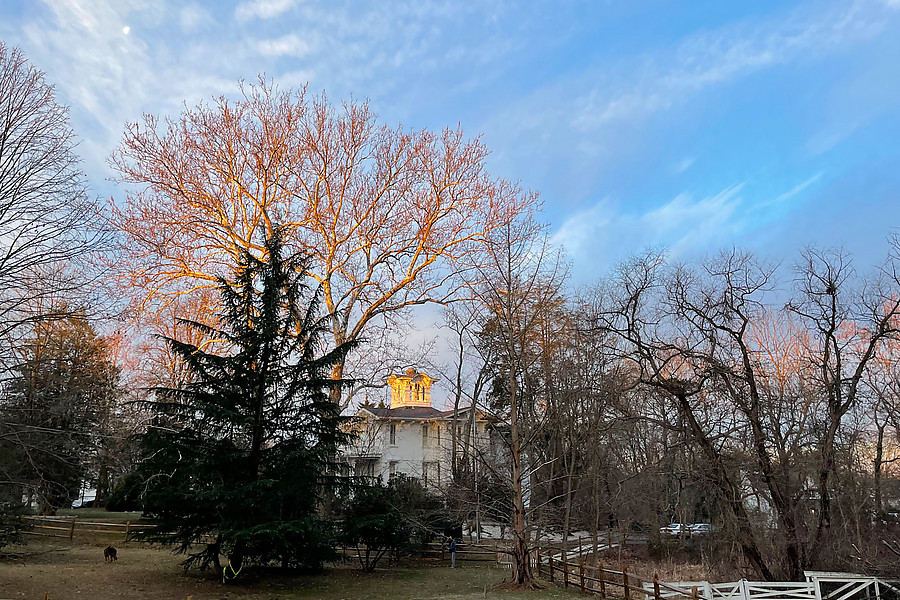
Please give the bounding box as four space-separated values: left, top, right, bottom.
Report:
0 539 583 600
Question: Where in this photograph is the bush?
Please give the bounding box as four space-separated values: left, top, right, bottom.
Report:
339 475 447 571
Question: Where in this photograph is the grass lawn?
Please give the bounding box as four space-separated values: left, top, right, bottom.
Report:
55 508 144 522
0 540 582 599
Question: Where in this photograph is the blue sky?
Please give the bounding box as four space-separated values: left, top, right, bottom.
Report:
3 0 900 280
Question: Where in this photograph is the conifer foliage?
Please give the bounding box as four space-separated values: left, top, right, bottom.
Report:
136 231 354 572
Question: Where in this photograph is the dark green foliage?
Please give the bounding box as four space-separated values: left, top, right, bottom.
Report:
0 445 28 550
134 231 354 572
0 500 27 551
339 475 446 572
105 472 145 512
340 481 410 572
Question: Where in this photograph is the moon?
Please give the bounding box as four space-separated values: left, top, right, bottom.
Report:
122 26 131 35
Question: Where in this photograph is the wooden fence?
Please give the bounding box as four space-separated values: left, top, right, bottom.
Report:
533 548 900 600
21 516 154 542
535 546 690 600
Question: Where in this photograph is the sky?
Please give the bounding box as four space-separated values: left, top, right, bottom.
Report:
2 0 900 282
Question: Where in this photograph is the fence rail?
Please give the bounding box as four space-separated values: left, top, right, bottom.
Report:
532 548 898 600
21 516 155 541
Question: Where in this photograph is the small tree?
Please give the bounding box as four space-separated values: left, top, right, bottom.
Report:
471 212 566 587
135 230 354 573
340 481 411 572
340 475 446 572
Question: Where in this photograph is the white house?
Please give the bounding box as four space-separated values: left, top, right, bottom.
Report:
340 369 493 490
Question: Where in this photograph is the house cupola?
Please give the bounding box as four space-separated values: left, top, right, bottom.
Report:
387 369 438 408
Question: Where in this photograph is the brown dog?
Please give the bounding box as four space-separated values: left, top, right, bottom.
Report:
104 546 117 563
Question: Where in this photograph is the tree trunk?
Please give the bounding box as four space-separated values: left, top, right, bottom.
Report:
674 392 775 581
508 370 534 585
874 422 886 518
329 360 345 407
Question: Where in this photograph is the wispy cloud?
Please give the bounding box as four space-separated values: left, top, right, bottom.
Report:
671 157 695 174
235 0 297 22
179 3 214 32
487 0 896 174
255 33 314 58
553 172 827 278
553 185 744 271
758 172 824 209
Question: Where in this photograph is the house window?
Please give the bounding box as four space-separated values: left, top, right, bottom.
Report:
422 423 429 446
389 461 398 477
389 422 397 445
354 459 375 478
422 461 440 487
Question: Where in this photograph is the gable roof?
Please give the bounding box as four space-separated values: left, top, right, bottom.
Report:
356 405 491 421
363 406 445 419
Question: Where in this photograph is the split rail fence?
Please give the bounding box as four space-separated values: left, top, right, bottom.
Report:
21 515 155 542
533 547 900 600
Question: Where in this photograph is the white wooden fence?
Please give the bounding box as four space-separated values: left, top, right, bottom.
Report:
645 572 900 600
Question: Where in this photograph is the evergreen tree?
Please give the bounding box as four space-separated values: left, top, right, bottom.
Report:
1 312 120 514
135 231 354 573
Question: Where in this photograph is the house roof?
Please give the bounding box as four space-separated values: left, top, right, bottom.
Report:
357 405 490 421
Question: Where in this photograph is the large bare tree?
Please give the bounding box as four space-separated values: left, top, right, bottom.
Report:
108 80 539 406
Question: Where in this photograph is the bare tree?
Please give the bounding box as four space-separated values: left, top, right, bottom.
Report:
0 42 104 365
593 245 900 580
471 210 567 587
786 247 900 560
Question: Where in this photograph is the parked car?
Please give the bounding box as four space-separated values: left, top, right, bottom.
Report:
660 523 687 536
688 523 715 536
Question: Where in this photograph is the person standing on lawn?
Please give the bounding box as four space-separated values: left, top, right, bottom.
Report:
448 536 457 568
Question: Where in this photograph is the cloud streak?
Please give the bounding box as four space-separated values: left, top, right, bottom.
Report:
487 0 897 174
553 170 827 278
235 0 298 22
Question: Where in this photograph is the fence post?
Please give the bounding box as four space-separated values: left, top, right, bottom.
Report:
654 573 662 600
599 562 606 598
580 559 585 591
623 566 631 600
124 520 131 542
536 547 542 577
563 553 569 588
692 587 700 600
69 518 76 541
578 536 583 561
549 556 555 583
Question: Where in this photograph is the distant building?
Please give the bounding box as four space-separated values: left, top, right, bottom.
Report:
340 368 493 490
